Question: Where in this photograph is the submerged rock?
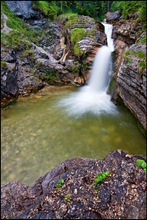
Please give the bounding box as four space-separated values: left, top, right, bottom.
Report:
1 150 146 219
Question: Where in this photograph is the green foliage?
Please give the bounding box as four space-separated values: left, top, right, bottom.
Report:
125 51 131 56
55 178 64 188
136 51 146 59
2 1 27 32
72 64 80 73
62 13 78 28
71 28 86 55
139 60 146 68
125 49 146 75
21 49 34 57
42 72 57 80
125 50 146 59
137 1 146 22
95 171 110 183
87 28 96 39
93 171 110 189
32 1 60 20
136 159 146 174
1 31 31 50
1 2 46 47
140 36 146 45
110 1 146 21
65 194 70 202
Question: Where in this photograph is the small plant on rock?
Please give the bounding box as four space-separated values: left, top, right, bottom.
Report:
55 178 64 188
65 194 71 202
93 171 110 188
136 159 146 174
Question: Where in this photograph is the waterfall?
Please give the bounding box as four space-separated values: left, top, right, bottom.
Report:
57 23 117 117
102 22 114 52
88 46 111 92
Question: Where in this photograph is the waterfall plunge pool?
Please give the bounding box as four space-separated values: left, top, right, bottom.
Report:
1 86 146 186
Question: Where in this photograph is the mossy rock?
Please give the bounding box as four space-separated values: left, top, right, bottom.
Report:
70 28 86 55
1 61 8 70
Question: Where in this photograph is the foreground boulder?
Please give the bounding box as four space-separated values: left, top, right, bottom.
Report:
1 150 146 219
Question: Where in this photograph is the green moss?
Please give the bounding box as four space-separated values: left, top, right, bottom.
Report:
138 60 146 75
59 13 78 28
125 51 131 56
1 16 4 29
42 72 57 80
33 1 50 16
87 28 95 38
135 51 146 59
21 49 34 59
2 1 27 32
140 37 146 44
1 31 31 50
139 60 146 68
1 61 8 70
71 28 86 55
32 1 60 20
108 77 116 94
126 57 133 64
1 2 47 47
72 65 80 73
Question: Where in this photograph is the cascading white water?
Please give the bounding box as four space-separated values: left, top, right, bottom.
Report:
102 22 114 52
57 23 117 117
88 45 111 92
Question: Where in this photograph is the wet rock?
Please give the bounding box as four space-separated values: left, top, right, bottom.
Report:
1 150 146 219
1 62 19 107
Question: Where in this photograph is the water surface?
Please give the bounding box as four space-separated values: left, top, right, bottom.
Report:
1 86 146 186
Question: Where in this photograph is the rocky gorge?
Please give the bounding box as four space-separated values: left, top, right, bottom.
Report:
1 1 146 131
1 1 146 219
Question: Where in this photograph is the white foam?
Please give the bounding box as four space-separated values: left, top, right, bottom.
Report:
58 85 117 117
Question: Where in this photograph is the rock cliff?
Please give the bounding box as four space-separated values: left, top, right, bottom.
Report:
1 1 105 107
109 14 146 130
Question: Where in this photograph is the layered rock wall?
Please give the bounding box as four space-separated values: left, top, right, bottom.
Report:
117 44 146 130
110 14 146 130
